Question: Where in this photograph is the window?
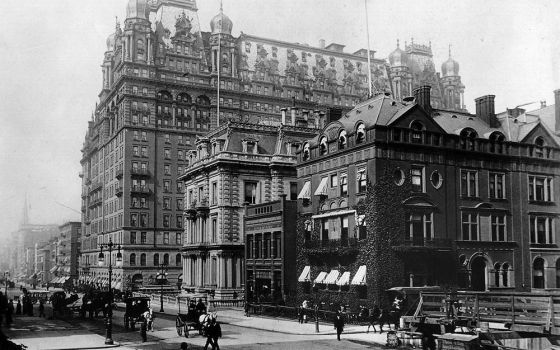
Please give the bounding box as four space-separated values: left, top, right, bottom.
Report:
177 198 183 210
338 130 347 149
130 214 138 227
356 123 366 144
410 166 425 193
130 253 136 266
141 131 147 141
130 232 137 244
302 143 310 161
430 171 443 189
133 146 139 156
163 197 170 209
340 174 348 196
140 253 146 266
491 215 506 241
535 137 546 158
140 214 147 227
461 170 478 197
176 253 181 267
407 212 433 244
163 215 170 228
530 216 554 244
533 258 545 289
357 167 367 193
410 121 424 143
321 220 329 241
461 212 479 241
460 128 478 150
330 174 338 188
528 175 553 202
244 182 257 204
489 173 506 199
177 181 183 193
153 253 159 266
141 146 148 157
393 169 405 186
212 182 218 204
164 149 170 159
163 232 169 244
175 233 182 245
502 263 510 287
319 137 328 155
141 232 147 244
164 180 170 192
176 216 183 228
211 218 217 243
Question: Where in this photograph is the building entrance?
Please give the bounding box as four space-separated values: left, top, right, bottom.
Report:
471 257 487 291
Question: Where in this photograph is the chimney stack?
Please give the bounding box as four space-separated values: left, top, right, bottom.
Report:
554 89 560 132
475 95 498 128
291 107 297 125
413 85 432 115
281 108 287 125
319 39 325 49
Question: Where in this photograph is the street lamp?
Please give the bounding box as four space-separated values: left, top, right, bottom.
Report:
4 271 9 296
98 239 122 345
156 263 168 312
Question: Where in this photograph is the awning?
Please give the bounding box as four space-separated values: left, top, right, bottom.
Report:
314 271 327 284
323 270 340 284
111 281 117 289
50 266 59 273
351 265 367 285
297 266 311 282
357 169 367 181
337 271 351 286
115 282 122 290
356 214 366 226
313 177 328 196
297 181 311 199
312 209 355 219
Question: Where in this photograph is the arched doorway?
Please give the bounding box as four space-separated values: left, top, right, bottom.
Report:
471 256 487 291
533 258 545 289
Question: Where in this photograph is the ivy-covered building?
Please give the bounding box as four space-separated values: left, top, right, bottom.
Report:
295 86 560 308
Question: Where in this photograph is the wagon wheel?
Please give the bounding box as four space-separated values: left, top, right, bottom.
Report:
184 324 190 338
176 317 183 336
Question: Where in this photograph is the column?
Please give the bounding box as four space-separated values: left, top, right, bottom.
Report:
147 37 151 64
235 256 241 289
172 103 177 126
217 254 223 289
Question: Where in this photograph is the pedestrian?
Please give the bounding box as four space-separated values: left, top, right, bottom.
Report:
0 292 6 327
297 306 303 324
140 315 147 342
301 300 309 323
38 299 45 318
334 310 344 341
15 298 21 316
6 300 13 327
204 316 222 350
180 342 189 350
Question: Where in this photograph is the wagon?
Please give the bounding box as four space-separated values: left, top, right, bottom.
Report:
175 296 207 338
124 296 151 330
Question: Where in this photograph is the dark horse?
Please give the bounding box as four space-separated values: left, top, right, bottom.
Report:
50 291 79 318
80 291 112 319
368 300 402 333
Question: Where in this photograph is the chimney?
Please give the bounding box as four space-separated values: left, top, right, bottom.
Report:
319 39 325 49
555 89 560 132
413 85 432 115
291 107 297 125
541 100 547 108
475 95 498 127
281 108 287 125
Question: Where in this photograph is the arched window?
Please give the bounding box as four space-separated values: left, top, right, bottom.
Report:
153 253 160 266
163 253 169 265
140 253 146 266
137 39 145 61
356 123 366 144
535 136 546 158
533 257 545 289
130 253 136 266
410 120 425 143
177 93 192 104
176 253 182 267
494 262 501 287
319 137 328 155
502 263 510 287
460 128 478 150
196 95 211 105
303 143 310 161
489 131 505 153
338 130 347 150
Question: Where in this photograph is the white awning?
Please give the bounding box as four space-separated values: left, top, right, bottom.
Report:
50 266 59 273
312 209 355 219
356 214 366 226
297 181 311 199
313 177 328 196
314 271 328 284
323 270 340 284
351 265 367 285
357 169 367 181
298 266 311 282
337 271 351 286
115 282 122 290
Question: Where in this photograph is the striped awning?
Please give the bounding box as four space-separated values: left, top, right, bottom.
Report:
314 271 327 284
115 282 122 290
50 266 59 273
323 270 340 284
298 266 311 282
336 272 351 286
297 181 311 199
313 177 328 196
351 265 367 285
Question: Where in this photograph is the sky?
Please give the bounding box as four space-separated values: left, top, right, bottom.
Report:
0 0 559 237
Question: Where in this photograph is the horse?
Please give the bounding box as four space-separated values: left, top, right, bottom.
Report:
199 312 216 336
142 308 154 331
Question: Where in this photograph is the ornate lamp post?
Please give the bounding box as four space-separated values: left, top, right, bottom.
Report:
98 239 122 345
156 263 168 312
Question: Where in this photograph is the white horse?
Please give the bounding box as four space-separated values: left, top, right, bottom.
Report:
198 312 216 335
142 308 154 331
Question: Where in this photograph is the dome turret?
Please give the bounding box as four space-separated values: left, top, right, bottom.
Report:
210 4 233 35
441 45 460 77
126 0 149 20
388 40 408 67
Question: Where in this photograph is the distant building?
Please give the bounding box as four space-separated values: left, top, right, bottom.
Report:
296 86 560 309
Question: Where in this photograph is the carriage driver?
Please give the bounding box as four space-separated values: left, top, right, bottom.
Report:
196 298 207 316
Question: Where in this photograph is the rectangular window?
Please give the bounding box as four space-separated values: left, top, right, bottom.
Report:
163 232 169 245
164 164 171 175
133 146 139 156
530 216 554 244
140 214 147 227
141 146 147 157
489 173 506 199
461 212 479 241
263 233 270 259
130 231 137 244
357 167 367 193
244 182 257 204
247 236 253 259
177 181 183 193
461 170 478 197
163 197 170 209
290 182 298 200
410 166 424 193
141 131 147 141
130 214 138 227
491 215 506 241
321 220 329 241
177 198 183 210
164 149 170 159
330 174 338 188
176 215 183 228
164 180 170 192
141 232 147 244
528 175 553 202
163 215 170 228
340 173 348 196
407 212 433 244
212 182 218 204
175 232 182 245
211 218 217 243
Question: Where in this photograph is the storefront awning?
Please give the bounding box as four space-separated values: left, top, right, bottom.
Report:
323 270 340 284
297 266 311 282
297 181 311 199
336 272 351 286
351 265 367 285
50 266 59 273
313 177 328 196
314 271 327 284
312 209 355 219
115 282 122 290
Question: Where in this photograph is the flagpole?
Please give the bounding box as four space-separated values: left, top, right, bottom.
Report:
216 0 223 128
365 0 373 98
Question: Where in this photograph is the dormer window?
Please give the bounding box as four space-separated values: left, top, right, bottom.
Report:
319 137 328 155
356 123 366 144
303 143 310 161
410 121 425 143
489 132 506 153
338 130 347 150
535 136 546 158
460 128 478 151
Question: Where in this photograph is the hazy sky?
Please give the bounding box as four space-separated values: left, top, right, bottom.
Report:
1 0 559 236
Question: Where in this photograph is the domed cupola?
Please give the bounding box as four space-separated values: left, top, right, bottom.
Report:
388 39 408 67
126 0 149 20
441 45 460 77
210 4 233 35
175 11 193 37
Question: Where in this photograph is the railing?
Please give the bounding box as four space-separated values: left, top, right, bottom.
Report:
115 186 123 196
131 168 150 177
304 237 359 249
115 169 123 178
245 303 364 325
131 185 150 194
394 238 454 250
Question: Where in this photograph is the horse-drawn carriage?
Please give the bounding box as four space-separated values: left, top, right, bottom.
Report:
175 296 209 338
49 291 80 316
124 296 152 330
80 290 113 319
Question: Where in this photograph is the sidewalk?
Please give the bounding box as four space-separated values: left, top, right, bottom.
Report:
3 315 119 350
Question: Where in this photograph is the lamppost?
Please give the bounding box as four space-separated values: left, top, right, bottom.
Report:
4 271 9 296
156 263 168 312
98 239 122 345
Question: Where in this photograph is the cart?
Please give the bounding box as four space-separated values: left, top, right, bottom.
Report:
175 296 208 338
124 296 151 330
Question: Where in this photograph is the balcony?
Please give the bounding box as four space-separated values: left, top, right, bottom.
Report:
116 169 123 179
81 205 86 212
303 238 359 255
195 198 209 218
115 186 123 197
89 181 103 193
131 168 150 177
130 185 150 195
88 198 102 208
392 238 454 252
79 171 84 178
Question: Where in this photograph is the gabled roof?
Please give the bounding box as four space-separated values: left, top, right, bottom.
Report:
433 110 503 138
